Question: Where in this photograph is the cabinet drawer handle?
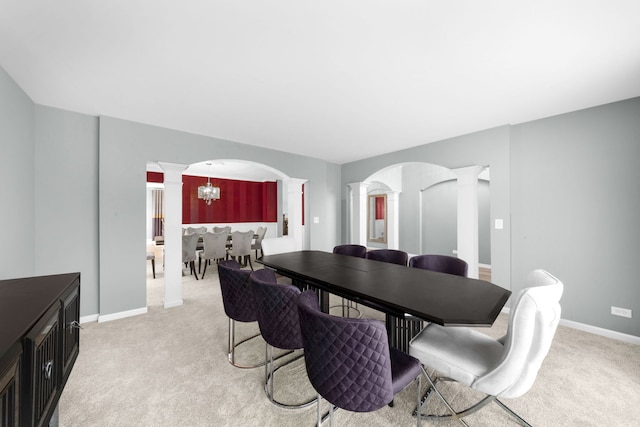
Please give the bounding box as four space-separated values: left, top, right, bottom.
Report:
67 320 83 332
43 360 54 380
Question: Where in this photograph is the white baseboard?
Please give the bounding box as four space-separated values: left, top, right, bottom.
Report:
500 306 640 345
80 314 99 324
97 307 148 323
163 299 183 309
559 318 640 345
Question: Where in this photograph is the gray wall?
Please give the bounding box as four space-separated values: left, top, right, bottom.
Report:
510 98 640 336
98 116 341 317
343 99 640 337
34 106 100 315
0 67 35 279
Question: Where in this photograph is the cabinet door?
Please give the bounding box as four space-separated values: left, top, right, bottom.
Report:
61 283 80 386
23 304 60 427
0 351 20 427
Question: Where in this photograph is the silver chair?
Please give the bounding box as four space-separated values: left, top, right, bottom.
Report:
409 269 563 426
199 231 229 279
260 236 297 256
213 225 232 234
181 233 200 279
251 226 267 258
227 230 254 270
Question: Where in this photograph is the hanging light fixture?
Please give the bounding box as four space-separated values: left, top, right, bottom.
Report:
197 162 220 205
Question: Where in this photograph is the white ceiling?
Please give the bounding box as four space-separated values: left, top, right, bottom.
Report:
2 1 640 165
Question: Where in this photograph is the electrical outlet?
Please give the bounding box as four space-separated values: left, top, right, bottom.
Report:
611 306 632 318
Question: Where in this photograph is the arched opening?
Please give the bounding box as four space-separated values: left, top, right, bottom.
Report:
145 159 305 308
347 162 491 278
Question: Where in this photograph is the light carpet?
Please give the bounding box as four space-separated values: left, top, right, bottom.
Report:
59 264 640 426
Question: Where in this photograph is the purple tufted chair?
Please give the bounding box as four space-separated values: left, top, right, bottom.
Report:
249 268 315 409
331 245 368 318
333 244 367 258
366 249 409 266
217 260 262 368
297 290 423 426
408 254 469 277
404 254 471 344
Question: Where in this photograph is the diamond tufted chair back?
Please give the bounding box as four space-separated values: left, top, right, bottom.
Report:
217 260 254 322
366 249 408 266
249 268 303 350
217 260 262 368
408 254 468 277
332 244 367 258
297 290 423 426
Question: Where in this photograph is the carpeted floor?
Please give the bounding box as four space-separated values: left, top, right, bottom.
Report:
58 262 640 426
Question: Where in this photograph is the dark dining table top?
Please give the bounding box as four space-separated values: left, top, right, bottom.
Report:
258 250 511 327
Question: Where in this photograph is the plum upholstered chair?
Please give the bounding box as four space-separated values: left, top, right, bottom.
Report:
297 290 423 426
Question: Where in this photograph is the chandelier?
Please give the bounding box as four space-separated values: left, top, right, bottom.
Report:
198 163 220 205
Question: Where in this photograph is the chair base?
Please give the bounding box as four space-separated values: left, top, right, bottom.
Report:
264 345 316 409
414 367 531 427
328 298 362 318
317 376 422 426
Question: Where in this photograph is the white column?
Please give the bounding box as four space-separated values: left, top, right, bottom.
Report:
158 162 187 308
453 166 485 279
386 191 400 249
347 182 369 246
286 178 307 250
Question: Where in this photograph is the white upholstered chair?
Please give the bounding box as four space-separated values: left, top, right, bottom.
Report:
260 236 297 256
409 269 563 426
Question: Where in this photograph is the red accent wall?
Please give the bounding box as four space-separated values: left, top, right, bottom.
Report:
375 196 385 220
148 173 277 224
147 171 164 183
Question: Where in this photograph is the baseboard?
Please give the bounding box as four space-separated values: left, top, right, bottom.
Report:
500 306 640 345
559 318 640 345
97 307 148 323
80 314 99 324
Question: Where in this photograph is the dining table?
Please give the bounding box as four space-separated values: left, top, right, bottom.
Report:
258 250 512 351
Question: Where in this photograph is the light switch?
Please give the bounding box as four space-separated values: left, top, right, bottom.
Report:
495 219 504 230
313 217 320 224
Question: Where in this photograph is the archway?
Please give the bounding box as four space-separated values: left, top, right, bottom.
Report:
147 159 306 308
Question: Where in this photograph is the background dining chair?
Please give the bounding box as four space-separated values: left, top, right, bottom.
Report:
296 290 423 426
403 254 470 343
181 233 200 279
366 249 408 266
330 244 367 318
146 251 156 279
249 269 315 409
251 226 267 259
260 236 297 256
213 225 232 234
200 231 229 279
227 230 254 270
409 269 563 426
333 244 367 258
187 226 207 235
408 254 468 277
217 260 263 368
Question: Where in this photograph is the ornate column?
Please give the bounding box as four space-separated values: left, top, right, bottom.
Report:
158 162 187 308
453 165 485 279
286 178 307 250
347 182 369 246
386 191 400 249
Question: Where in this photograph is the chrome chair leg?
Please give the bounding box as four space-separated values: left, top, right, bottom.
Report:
263 344 316 409
227 318 264 368
414 366 531 427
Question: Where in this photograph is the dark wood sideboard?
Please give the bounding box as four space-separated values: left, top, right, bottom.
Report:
0 273 80 427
